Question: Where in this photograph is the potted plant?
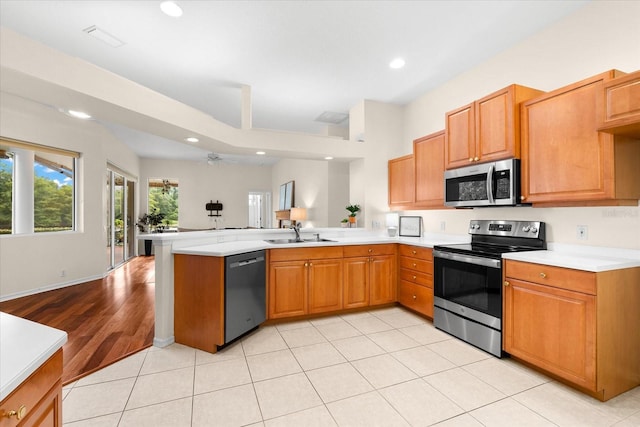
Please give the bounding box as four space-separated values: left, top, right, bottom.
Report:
137 209 165 255
345 204 360 227
340 218 349 228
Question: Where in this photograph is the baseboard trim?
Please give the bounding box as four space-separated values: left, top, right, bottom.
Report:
153 336 175 348
0 274 105 302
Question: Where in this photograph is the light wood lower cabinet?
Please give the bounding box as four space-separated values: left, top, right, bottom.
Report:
174 254 224 353
268 247 344 319
343 244 397 308
504 260 640 401
397 245 434 317
0 349 63 427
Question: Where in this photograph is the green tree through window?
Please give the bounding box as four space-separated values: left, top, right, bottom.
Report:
148 179 178 227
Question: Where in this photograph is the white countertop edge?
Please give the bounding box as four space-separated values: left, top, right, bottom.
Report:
503 247 640 272
0 313 67 400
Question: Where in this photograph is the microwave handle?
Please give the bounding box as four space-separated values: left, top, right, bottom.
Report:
486 164 495 204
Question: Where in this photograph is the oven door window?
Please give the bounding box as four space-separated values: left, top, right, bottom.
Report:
434 257 502 318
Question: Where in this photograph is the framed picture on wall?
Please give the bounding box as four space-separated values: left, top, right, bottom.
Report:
399 216 422 237
279 184 287 210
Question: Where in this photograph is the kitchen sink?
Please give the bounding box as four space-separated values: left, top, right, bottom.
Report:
265 238 336 244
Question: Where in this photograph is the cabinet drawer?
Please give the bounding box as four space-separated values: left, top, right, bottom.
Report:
269 246 343 262
398 245 433 260
399 256 433 274
398 281 433 317
399 268 433 288
0 349 62 427
343 244 396 257
505 260 596 295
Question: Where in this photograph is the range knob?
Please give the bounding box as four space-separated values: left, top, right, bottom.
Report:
522 226 530 232
471 224 480 230
530 227 538 233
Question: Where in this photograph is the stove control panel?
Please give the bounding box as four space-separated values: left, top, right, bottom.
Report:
469 220 545 239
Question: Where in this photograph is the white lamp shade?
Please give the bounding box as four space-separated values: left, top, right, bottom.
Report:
386 212 399 227
290 207 307 221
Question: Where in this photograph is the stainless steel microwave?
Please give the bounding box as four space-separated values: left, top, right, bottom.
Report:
444 158 522 208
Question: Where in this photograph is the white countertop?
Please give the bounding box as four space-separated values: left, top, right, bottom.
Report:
503 243 640 272
0 312 67 400
172 233 470 257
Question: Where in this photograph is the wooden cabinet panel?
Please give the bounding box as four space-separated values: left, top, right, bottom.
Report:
388 154 415 208
445 103 475 169
446 85 544 170
503 278 596 391
343 244 396 257
521 70 640 206
0 349 62 427
598 70 640 136
505 260 596 295
174 255 224 352
268 261 307 319
270 246 343 262
308 259 343 314
399 268 432 288
370 254 397 305
398 280 433 318
414 131 445 208
398 245 433 260
399 256 432 276
343 256 370 309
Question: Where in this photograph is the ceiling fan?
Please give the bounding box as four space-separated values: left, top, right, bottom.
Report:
206 152 236 165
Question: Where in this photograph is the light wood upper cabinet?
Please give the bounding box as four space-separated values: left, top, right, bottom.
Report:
521 70 640 206
598 69 640 137
414 131 445 208
504 260 640 401
388 154 415 208
445 84 544 169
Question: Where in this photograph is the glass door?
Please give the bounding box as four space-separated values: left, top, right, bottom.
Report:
106 169 136 271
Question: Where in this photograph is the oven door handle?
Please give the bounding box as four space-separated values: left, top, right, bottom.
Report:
433 250 501 269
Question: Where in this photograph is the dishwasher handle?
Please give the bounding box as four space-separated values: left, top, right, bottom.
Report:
229 256 265 269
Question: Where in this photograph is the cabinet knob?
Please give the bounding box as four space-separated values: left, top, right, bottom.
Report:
304 262 308 267
5 405 27 420
368 248 373 253
469 157 474 162
504 281 510 287
474 156 479 161
539 272 546 278
412 295 417 300
520 196 526 201
309 262 313 267
412 275 417 280
412 263 417 268
412 250 416 255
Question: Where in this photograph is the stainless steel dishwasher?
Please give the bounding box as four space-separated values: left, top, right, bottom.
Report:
224 250 266 343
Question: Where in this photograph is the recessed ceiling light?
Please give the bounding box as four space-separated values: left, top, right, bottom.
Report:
324 156 334 160
256 151 266 155
389 58 406 69
160 1 183 17
185 137 199 143
67 110 92 120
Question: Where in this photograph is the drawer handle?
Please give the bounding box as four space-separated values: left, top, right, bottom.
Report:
5 405 27 420
504 281 510 287
539 272 546 278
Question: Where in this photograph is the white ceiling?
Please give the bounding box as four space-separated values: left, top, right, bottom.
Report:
0 0 589 162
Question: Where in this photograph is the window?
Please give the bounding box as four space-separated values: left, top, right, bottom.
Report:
148 178 178 228
0 137 78 234
0 150 12 234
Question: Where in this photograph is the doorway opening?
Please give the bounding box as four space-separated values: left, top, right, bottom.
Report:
248 191 271 228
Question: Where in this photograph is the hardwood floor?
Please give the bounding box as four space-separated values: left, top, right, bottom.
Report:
0 256 155 385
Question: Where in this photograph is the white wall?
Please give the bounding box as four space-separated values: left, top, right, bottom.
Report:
383 0 640 249
272 158 349 228
0 93 140 299
139 158 272 230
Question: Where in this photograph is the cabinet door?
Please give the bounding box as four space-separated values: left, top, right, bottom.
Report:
308 258 343 314
343 256 370 309
388 154 415 207
268 261 307 319
598 70 640 136
414 131 445 208
370 255 396 305
398 281 433 318
522 74 616 204
476 87 514 162
445 103 475 169
504 278 596 391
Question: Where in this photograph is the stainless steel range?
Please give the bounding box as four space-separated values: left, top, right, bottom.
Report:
433 220 546 357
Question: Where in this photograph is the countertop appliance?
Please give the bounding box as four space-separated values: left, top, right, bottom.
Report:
444 158 523 208
224 250 266 344
433 220 546 357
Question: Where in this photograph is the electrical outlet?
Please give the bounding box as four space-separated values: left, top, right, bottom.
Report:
440 221 446 231
60 269 66 278
576 225 588 240
372 220 380 229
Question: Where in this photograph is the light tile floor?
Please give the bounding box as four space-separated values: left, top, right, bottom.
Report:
62 306 640 426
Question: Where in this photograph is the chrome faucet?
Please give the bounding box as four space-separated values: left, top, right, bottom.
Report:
291 223 303 242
